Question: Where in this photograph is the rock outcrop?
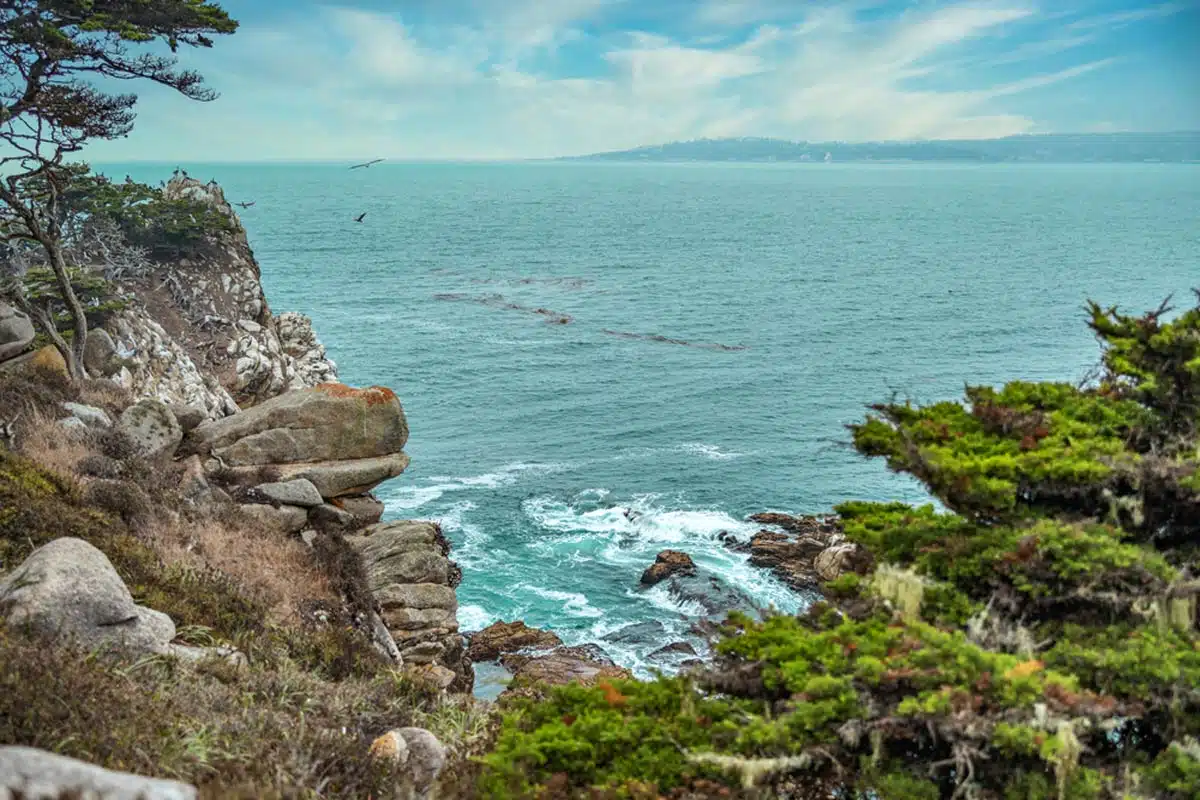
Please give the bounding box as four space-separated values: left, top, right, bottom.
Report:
0 538 176 655
348 521 472 692
501 644 632 689
190 384 407 467
744 513 870 590
640 550 696 586
0 746 197 800
187 383 408 532
467 620 563 662
666 572 757 617
602 620 666 645
106 311 240 419
0 301 34 364
100 175 337 419
119 399 183 461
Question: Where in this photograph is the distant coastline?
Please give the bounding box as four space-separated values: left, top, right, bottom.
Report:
556 132 1200 164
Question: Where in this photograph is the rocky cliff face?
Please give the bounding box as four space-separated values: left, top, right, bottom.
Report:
8 176 475 691
100 176 337 419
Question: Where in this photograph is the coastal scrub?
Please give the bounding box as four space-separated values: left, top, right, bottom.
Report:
480 292 1200 799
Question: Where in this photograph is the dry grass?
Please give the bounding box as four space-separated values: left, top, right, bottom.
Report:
0 625 432 799
16 409 94 477
150 509 337 626
75 378 134 416
9 385 331 627
0 376 488 797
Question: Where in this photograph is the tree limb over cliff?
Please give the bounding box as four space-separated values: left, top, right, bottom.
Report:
0 0 236 379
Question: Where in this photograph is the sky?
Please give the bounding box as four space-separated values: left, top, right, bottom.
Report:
80 0 1200 161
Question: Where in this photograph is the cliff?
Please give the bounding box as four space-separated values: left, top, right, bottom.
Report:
0 176 480 797
84 177 336 418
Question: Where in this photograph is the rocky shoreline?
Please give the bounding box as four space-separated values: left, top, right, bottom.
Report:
0 174 867 796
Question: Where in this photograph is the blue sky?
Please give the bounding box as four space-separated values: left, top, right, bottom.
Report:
82 0 1200 161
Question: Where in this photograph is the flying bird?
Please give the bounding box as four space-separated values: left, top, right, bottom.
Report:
234 201 255 209
350 158 384 170
354 212 367 223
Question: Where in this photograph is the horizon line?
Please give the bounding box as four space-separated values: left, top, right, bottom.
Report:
88 130 1200 166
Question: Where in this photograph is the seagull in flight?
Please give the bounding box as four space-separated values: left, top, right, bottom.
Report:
234 201 255 209
354 212 367 223
350 158 384 170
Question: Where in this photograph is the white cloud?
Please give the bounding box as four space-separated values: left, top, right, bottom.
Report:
1066 2 1187 30
605 34 766 92
478 0 615 51
83 0 1153 160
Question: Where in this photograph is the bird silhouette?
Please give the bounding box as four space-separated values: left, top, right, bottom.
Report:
354 212 367 223
234 201 255 209
350 158 384 170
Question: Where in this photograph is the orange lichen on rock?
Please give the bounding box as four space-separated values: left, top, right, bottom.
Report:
313 383 398 407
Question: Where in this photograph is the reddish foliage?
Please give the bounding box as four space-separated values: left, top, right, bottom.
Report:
598 680 628 708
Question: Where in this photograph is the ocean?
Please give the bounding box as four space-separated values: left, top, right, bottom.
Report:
103 160 1200 682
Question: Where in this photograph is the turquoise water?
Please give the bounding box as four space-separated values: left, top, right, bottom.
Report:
105 161 1200 675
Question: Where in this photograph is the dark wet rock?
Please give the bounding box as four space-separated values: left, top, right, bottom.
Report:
467 620 563 662
640 550 696 586
688 618 723 641
649 641 698 660
748 512 817 534
717 530 751 553
603 620 666 645
666 573 757 617
745 513 869 591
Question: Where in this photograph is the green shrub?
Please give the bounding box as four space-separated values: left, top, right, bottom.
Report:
481 293 1200 799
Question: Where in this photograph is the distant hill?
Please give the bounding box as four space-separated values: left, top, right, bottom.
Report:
562 133 1200 163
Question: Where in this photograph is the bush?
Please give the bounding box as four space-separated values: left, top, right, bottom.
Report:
65 169 237 259
482 293 1200 799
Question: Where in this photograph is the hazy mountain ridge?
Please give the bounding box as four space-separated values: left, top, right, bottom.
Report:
563 132 1200 163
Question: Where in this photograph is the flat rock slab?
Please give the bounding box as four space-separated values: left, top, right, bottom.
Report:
273 453 410 499
0 746 197 799
347 520 450 590
239 503 308 534
255 478 323 508
0 538 174 655
603 620 666 645
501 645 631 689
189 384 408 466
